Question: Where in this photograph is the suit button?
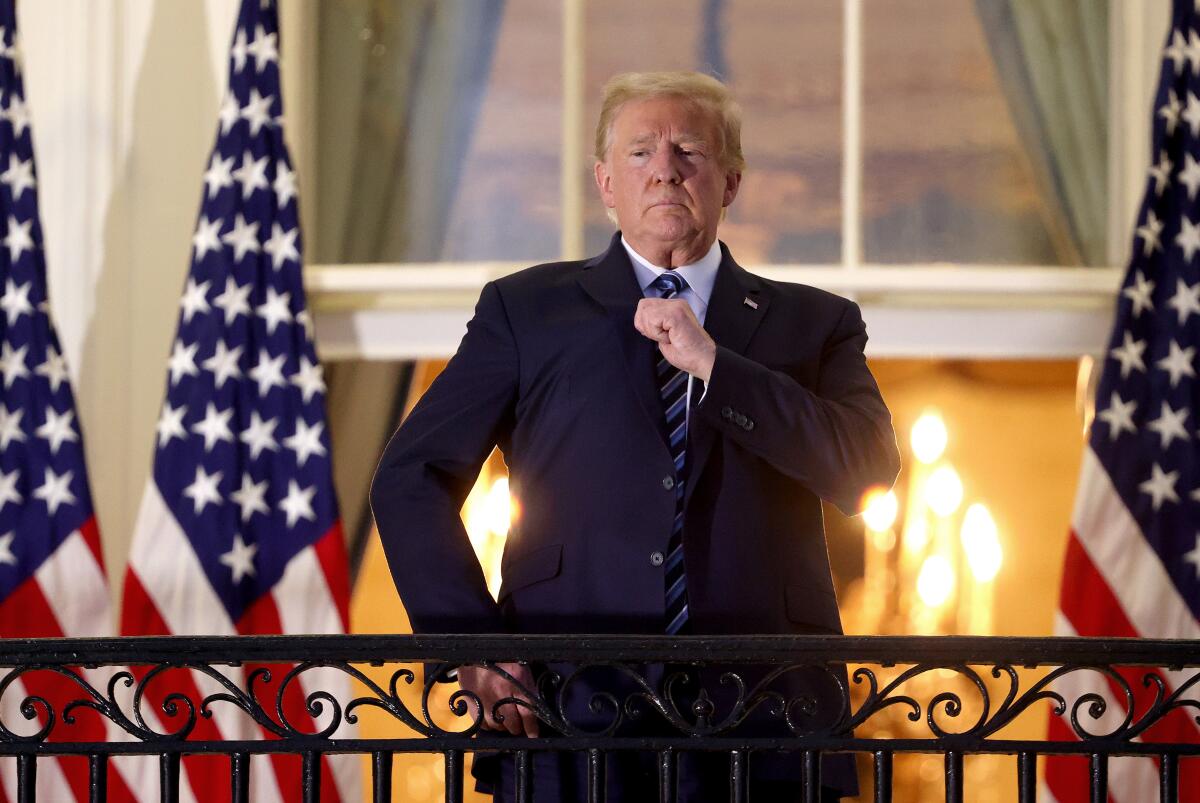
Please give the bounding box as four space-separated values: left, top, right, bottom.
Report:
650 551 665 567
662 476 675 490
721 406 733 419
734 413 747 426
744 420 755 431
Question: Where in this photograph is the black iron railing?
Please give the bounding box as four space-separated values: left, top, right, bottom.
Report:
1 635 1198 802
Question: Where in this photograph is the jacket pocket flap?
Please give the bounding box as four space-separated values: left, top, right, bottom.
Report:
499 544 563 602
785 584 842 633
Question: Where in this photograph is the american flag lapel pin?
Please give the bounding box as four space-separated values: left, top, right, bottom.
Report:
743 296 759 310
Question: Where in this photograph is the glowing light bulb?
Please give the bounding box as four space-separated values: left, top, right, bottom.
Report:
961 503 1002 582
917 555 955 607
861 488 899 532
903 516 929 555
925 465 963 517
911 412 948 464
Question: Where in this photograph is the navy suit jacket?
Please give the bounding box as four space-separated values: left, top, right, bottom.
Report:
370 233 900 798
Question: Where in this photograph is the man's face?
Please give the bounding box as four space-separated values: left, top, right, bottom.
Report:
594 96 741 257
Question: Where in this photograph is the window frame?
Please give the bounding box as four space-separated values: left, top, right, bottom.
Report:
294 0 1162 361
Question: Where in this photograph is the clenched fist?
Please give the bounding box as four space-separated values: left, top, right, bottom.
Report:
634 298 717 382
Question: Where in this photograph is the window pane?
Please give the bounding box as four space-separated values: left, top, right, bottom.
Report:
862 0 1107 266
315 0 561 264
583 0 842 264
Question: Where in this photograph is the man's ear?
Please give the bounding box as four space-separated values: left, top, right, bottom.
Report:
723 170 742 208
594 160 615 209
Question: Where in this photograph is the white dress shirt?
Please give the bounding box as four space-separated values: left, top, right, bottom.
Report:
622 236 722 418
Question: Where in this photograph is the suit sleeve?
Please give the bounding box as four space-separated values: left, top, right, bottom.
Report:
369 281 517 634
696 299 900 515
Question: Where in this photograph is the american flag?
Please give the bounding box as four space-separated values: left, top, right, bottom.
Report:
119 1 358 801
0 3 140 801
1048 2 1200 801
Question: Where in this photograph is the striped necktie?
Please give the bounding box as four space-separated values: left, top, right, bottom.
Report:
650 271 690 634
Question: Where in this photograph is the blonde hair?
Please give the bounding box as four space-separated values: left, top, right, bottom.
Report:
594 71 746 173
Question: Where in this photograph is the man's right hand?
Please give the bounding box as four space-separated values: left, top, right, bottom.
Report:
456 661 540 737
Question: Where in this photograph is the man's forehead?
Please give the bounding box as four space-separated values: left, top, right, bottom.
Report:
613 97 717 140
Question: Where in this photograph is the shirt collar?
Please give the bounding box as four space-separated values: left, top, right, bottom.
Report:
621 235 721 305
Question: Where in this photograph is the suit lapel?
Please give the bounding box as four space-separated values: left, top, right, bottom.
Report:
577 233 669 447
685 244 770 510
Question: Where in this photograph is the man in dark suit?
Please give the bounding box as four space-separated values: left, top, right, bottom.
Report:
371 71 900 801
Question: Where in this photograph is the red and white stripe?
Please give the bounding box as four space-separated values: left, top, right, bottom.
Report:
1048 448 1200 802
121 482 360 803
0 519 141 802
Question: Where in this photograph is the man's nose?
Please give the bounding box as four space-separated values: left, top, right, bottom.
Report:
650 149 683 184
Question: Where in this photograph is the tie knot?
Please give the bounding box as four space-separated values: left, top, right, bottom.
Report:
651 271 686 299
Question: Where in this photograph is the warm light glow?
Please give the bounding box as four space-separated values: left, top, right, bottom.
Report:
961 503 1003 582
861 488 899 532
917 555 955 607
903 516 929 555
924 465 963 517
910 412 948 464
482 477 513 536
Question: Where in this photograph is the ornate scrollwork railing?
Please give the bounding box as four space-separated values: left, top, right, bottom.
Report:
2 635 1198 802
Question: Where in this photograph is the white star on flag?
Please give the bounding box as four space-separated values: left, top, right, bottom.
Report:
0 405 22 450
240 88 274 136
0 530 13 565
1135 215 1164 258
203 154 235 199
218 91 240 135
202 340 243 389
1138 462 1180 511
192 216 224 261
263 223 299 270
273 161 297 206
1167 278 1200 324
32 467 74 515
283 417 326 467
0 340 28 387
0 469 20 513
1161 88 1183 134
191 402 235 452
1109 331 1147 378
156 402 188 447
213 276 253 324
278 479 316 528
256 287 292 334
0 153 33 200
35 407 77 455
4 94 30 138
1095 392 1137 441
0 277 31 324
167 340 200 386
230 27 249 74
233 150 269 199
1155 340 1196 387
219 533 258 582
239 410 279 459
248 348 286 396
290 355 325 402
180 277 212 323
35 344 69 392
221 214 261 262
182 466 223 514
230 472 270 522
247 24 279 72
1146 401 1190 449
3 215 32 262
